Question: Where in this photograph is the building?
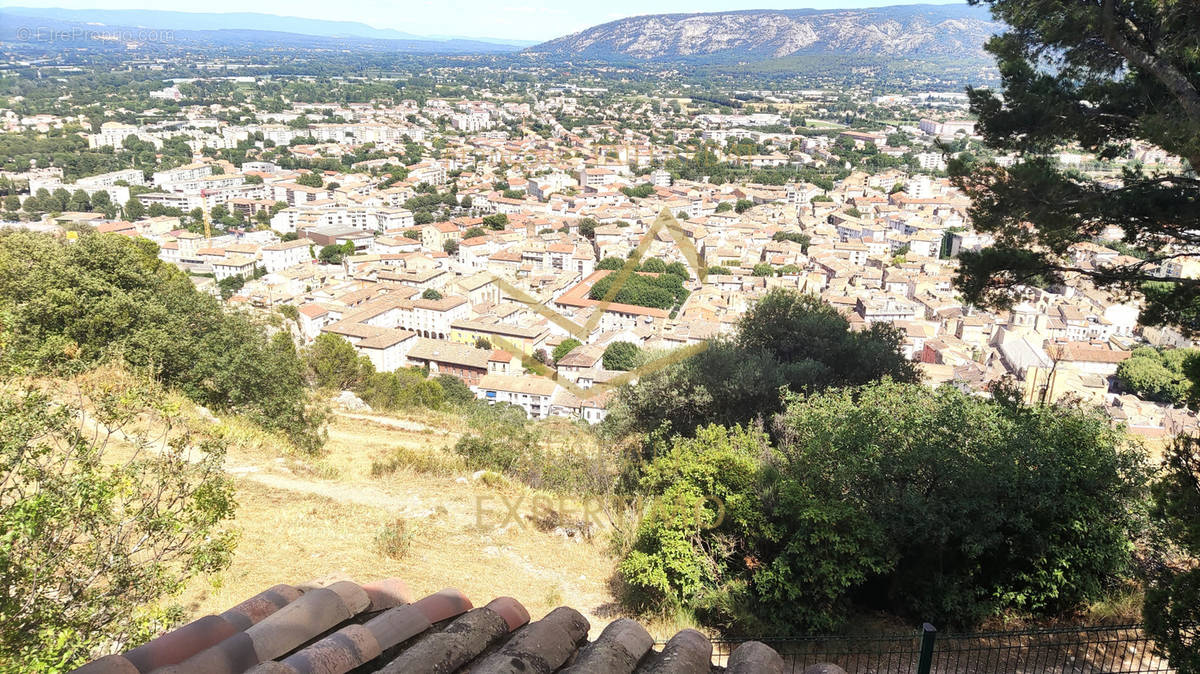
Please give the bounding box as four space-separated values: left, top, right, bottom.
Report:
475 374 557 419
261 238 313 273
405 338 490 385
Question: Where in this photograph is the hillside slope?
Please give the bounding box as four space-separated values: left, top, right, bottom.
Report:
529 4 999 62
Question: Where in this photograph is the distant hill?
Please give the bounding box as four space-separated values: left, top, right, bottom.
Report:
528 4 1000 63
0 6 535 51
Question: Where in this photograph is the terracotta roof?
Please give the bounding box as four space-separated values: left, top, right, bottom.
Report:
70 578 789 673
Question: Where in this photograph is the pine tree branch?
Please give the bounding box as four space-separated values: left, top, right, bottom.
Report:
1100 0 1200 168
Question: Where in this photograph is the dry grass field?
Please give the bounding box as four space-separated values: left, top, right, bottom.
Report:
176 408 629 638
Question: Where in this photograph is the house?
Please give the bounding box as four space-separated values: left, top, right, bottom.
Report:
475 374 557 419
261 238 313 273
405 338 490 385
356 330 418 373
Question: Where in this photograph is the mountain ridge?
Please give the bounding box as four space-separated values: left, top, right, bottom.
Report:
528 4 1000 63
0 6 537 48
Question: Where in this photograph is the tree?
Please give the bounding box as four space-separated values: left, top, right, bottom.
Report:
1145 436 1200 671
0 232 322 452
304 333 374 390
952 0 1200 335
664 261 690 280
553 338 582 363
578 217 597 238
596 257 626 271
318 243 351 265
443 239 459 255
0 381 236 666
751 263 774 277
620 382 1149 633
296 171 324 188
421 288 443 301
463 226 487 239
216 274 246 300
475 337 493 351
3 195 19 212
715 202 733 213
482 214 509 230
607 290 918 437
1115 347 1196 406
735 199 753 214
707 265 732 275
123 197 144 220
640 258 667 274
603 341 640 371
589 271 688 310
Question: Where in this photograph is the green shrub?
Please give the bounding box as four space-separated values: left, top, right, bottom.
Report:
374 518 417 560
620 382 1151 632
0 231 323 452
370 446 466 477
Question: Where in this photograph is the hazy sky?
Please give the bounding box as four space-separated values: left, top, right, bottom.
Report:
0 0 969 41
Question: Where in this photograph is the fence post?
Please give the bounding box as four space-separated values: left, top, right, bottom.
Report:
916 623 937 674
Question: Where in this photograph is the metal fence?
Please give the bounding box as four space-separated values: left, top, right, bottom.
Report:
700 623 1178 673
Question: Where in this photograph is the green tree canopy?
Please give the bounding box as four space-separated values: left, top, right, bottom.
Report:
607 290 918 436
553 338 582 363
603 341 641 371
0 232 321 451
620 382 1149 632
304 333 374 391
953 0 1200 334
0 379 237 666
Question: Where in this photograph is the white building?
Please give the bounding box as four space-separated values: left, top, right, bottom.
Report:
261 238 313 273
475 374 557 419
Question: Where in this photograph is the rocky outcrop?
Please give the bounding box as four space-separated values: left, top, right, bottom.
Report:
528 5 999 63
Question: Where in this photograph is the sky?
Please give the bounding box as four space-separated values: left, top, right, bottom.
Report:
0 0 968 42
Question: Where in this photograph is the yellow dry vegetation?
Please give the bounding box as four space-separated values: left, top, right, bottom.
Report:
177 408 626 637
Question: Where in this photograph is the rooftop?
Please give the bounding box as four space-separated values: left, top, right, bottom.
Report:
72 577 789 674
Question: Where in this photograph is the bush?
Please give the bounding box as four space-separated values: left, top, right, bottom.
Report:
0 232 323 452
371 445 467 477
374 518 417 560
620 382 1151 632
0 382 237 666
359 368 445 411
1144 436 1200 670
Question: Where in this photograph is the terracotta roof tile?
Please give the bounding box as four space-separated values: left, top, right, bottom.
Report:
71 578 792 674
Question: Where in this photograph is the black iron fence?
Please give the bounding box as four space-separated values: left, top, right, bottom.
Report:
698 623 1180 673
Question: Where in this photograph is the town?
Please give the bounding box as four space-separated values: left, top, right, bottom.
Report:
2 76 1194 437
5 1 1200 671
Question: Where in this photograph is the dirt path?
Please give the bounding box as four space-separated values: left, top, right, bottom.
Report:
180 409 625 639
